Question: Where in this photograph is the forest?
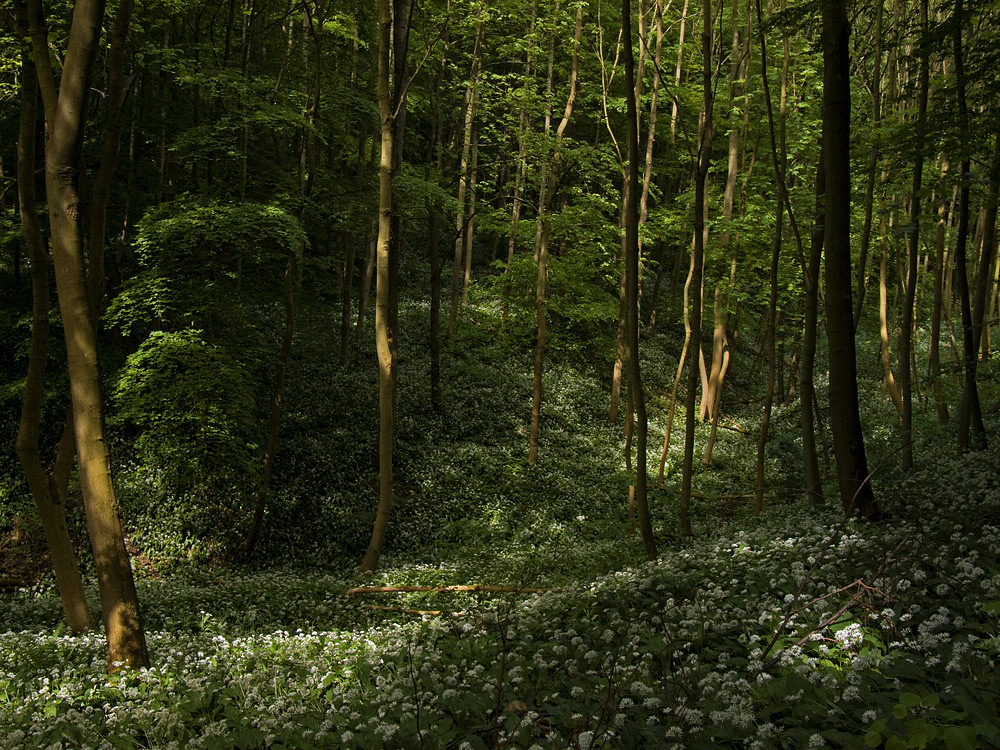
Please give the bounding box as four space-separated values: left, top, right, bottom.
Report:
1 0 1000 745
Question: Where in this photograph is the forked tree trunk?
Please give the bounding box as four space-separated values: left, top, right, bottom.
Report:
13 6 91 634
31 0 149 671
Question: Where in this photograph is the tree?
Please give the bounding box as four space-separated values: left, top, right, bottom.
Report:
360 0 411 574
29 0 149 670
622 0 657 560
821 0 877 518
13 0 91 634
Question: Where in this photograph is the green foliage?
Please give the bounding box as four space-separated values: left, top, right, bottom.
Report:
111 330 261 562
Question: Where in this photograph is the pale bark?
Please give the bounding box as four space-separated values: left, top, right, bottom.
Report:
448 23 483 339
360 0 409 573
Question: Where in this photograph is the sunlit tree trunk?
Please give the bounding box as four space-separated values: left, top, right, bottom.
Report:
361 0 410 573
13 2 91 634
30 0 149 671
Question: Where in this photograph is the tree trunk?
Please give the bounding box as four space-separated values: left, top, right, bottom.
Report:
528 5 582 464
13 5 91 634
852 0 883 330
448 22 483 340
929 159 951 425
953 0 985 450
822 0 877 518
899 0 928 470
801 139 825 505
679 0 714 536
340 232 356 366
360 0 411 573
461 119 480 307
623 0 657 560
32 0 149 671
753 0 788 516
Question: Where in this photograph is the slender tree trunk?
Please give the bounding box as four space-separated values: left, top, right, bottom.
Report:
658 239 695 483
360 0 409 573
930 159 951 425
31 0 150 671
13 5 91 634
461 119 480 307
670 0 690 141
679 0 714 536
355 219 377 346
879 239 903 411
448 22 483 340
340 232 356 366
753 0 787 516
801 140 825 505
953 0 985 450
822 0 877 518
529 5 582 464
899 0 928 470
972 127 1000 366
853 0 884 330
87 0 133 318
623 0 657 560
242 248 299 556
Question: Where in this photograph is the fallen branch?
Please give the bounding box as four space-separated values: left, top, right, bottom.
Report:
346 584 556 596
361 604 468 617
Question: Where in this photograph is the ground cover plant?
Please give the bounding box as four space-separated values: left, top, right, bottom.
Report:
2 301 999 747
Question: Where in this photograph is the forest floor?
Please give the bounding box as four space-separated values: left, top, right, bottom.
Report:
1 294 999 748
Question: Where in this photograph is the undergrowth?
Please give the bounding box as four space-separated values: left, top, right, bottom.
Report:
2 295 999 748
